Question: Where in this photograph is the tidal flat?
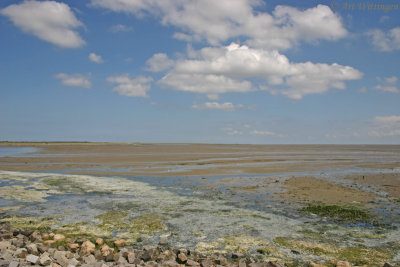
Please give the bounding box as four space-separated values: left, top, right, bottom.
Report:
0 143 400 266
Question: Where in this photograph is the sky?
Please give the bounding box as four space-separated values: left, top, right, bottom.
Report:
0 0 399 144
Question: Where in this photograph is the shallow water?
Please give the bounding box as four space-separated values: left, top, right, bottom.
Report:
0 147 38 157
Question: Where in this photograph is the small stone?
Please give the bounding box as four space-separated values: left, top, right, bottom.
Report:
51 263 61 267
114 239 126 248
231 252 243 259
201 259 213 267
83 254 96 265
127 252 136 264
336 261 352 267
26 254 39 264
266 262 285 267
163 260 180 267
54 251 69 267
68 258 79 266
383 264 393 267
215 256 227 266
30 231 42 242
39 252 52 266
186 259 200 266
41 234 50 240
68 243 79 252
14 248 27 258
80 240 95 255
26 243 38 255
49 233 55 239
11 238 24 248
239 258 247 267
8 261 19 267
0 241 12 250
101 244 114 257
176 253 187 264
95 238 103 246
53 234 66 241
44 240 56 246
310 263 324 267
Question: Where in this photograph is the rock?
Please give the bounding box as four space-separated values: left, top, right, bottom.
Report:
266 261 285 267
30 231 42 242
53 251 69 267
95 238 103 246
83 254 96 265
127 252 136 264
176 252 187 264
26 243 38 255
37 244 49 254
39 252 52 266
382 264 393 267
44 240 56 246
8 261 19 267
11 238 24 248
51 263 61 267
20 229 33 237
114 239 126 248
68 244 79 252
201 259 213 267
49 233 55 239
238 258 247 267
0 241 12 250
14 248 27 258
26 254 39 264
186 259 201 266
53 234 66 242
215 256 227 266
231 252 243 259
100 244 114 257
336 261 352 267
68 258 79 266
310 263 325 267
80 240 95 255
41 234 50 240
162 260 180 267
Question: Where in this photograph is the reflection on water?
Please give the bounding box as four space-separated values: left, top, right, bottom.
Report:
0 147 38 157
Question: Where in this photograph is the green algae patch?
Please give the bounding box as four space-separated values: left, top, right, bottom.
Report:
130 214 167 233
212 211 270 220
195 241 224 254
95 211 130 230
0 206 23 213
0 215 61 231
300 204 372 223
220 234 282 258
274 236 395 266
57 223 112 239
0 185 49 202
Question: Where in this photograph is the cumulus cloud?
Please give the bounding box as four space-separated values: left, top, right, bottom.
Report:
89 53 104 64
160 43 362 99
369 115 400 137
192 102 244 112
145 53 174 72
375 76 399 93
91 0 347 50
367 27 400 51
109 24 132 33
55 73 91 88
0 0 84 48
107 75 152 97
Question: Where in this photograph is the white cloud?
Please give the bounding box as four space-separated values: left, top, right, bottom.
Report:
55 73 91 88
160 43 362 99
91 1 347 50
1 1 84 48
89 53 104 64
109 24 132 33
369 115 400 137
192 102 244 112
145 53 174 72
206 94 219 100
251 130 277 136
221 127 243 136
367 27 400 51
375 76 399 93
107 75 152 97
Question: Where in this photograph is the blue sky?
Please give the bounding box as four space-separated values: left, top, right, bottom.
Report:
0 0 399 144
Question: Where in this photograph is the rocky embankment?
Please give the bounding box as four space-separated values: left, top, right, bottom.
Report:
0 224 396 267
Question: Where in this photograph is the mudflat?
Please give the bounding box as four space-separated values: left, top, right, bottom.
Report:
1 142 400 266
